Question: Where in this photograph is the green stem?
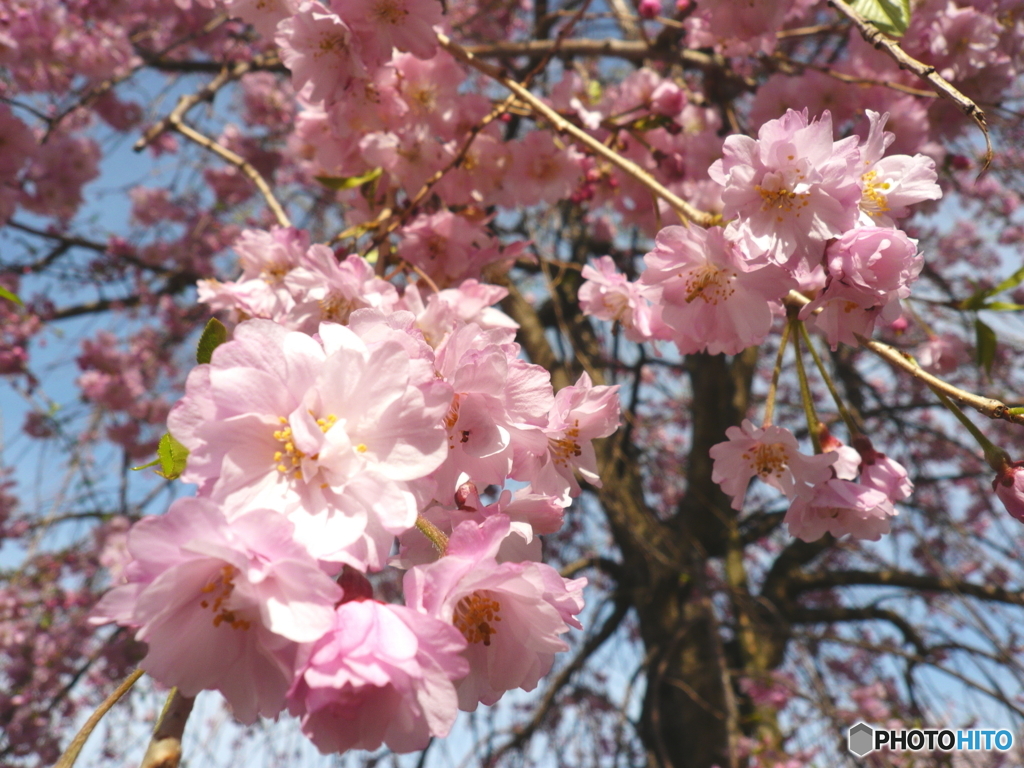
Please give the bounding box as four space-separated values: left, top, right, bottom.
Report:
415 515 449 555
796 321 859 437
763 321 791 427
791 319 823 454
930 386 1008 471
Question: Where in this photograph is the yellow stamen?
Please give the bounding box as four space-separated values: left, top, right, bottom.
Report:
453 591 502 646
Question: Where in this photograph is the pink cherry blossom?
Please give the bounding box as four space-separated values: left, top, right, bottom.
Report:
282 246 399 331
853 436 913 503
709 420 837 510
276 2 367 106
287 599 467 753
225 0 299 37
784 479 896 542
403 515 586 710
506 131 584 207
801 226 921 348
579 256 657 343
91 496 341 723
338 0 442 66
430 322 553 494
396 210 498 287
856 110 942 226
709 108 861 266
401 279 518 348
914 333 969 374
167 318 451 569
522 372 621 502
395 481 564 568
640 225 795 355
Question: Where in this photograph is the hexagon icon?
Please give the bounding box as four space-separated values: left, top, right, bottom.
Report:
848 722 874 757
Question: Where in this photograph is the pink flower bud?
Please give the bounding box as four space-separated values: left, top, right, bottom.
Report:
638 0 661 19
993 462 1024 522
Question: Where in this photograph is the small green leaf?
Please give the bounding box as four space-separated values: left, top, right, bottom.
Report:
156 433 189 480
629 114 672 132
196 317 228 365
0 285 22 306
981 301 1024 312
960 265 1024 310
851 0 911 36
314 167 384 191
975 318 997 374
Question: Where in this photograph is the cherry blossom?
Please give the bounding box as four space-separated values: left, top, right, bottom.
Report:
856 110 942 226
639 225 795 355
522 372 621 502
287 599 467 753
403 515 586 710
276 2 367 106
91 496 341 723
578 256 657 343
709 108 861 266
784 479 896 542
710 420 837 510
167 318 451 568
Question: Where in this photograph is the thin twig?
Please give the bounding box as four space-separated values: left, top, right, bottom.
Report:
854 333 1024 426
771 53 937 99
462 38 715 68
53 669 145 768
784 290 1023 426
132 53 291 227
134 55 262 152
171 121 291 227
438 32 715 227
827 0 992 171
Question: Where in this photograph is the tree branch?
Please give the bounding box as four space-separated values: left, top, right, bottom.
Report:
854 332 1024 426
790 569 1024 607
827 0 992 170
138 688 194 768
437 32 715 227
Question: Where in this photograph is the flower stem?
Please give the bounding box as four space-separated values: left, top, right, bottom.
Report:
930 385 1009 471
54 668 144 768
763 321 791 428
415 515 450 555
797 321 859 437
791 318 823 454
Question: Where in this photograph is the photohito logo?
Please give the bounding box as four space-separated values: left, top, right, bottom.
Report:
847 722 1014 756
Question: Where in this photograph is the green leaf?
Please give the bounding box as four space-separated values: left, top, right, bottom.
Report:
981 301 1024 312
960 265 1024 310
851 0 911 36
975 318 997 374
196 317 228 365
314 168 384 191
0 285 22 306
629 114 672 132
156 433 189 480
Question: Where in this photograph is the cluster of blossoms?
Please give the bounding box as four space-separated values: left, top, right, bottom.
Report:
94 227 620 751
581 108 940 542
